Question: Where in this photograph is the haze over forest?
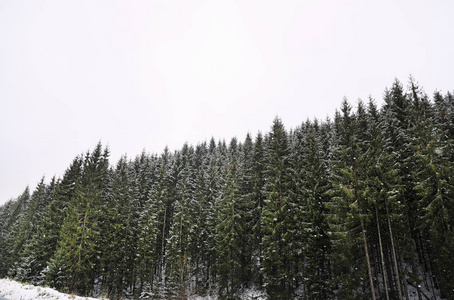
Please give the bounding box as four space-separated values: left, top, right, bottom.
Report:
1 0 454 205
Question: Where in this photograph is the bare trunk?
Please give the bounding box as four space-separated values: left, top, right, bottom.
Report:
360 215 377 300
354 169 376 300
386 200 403 300
376 206 390 300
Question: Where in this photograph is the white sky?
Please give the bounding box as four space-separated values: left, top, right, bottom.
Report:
1 0 453 204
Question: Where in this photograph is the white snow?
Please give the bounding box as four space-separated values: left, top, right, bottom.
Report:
2 278 438 300
186 288 267 300
188 295 217 300
188 288 267 300
0 278 108 300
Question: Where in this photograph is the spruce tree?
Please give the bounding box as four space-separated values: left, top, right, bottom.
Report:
37 155 84 285
215 137 245 299
189 148 211 294
250 132 266 287
10 178 50 280
14 177 58 283
45 143 110 296
137 182 161 299
100 156 139 299
297 120 332 299
165 146 195 299
329 100 376 300
1 187 30 277
262 117 298 298
412 87 454 299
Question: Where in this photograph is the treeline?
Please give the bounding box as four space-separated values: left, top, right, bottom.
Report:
1 78 453 299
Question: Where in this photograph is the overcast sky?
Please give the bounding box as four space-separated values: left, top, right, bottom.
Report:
1 0 453 204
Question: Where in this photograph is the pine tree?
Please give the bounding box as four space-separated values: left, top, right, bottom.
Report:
137 147 174 298
412 88 454 299
130 151 156 297
0 189 29 277
329 100 377 300
1 187 30 277
405 79 438 296
237 133 257 288
36 155 83 285
189 145 211 295
165 146 195 299
136 182 161 299
45 143 110 296
215 137 244 299
0 199 15 276
203 141 222 291
249 132 266 287
261 117 298 298
297 120 332 299
10 178 50 280
100 156 138 299
14 177 58 283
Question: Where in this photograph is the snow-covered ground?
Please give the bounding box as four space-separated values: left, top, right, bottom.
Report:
187 289 266 300
1 277 440 300
0 278 108 300
0 279 267 300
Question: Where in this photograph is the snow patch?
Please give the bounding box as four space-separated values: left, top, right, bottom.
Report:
0 278 108 300
187 288 267 300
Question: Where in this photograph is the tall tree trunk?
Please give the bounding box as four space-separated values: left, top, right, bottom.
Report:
386 200 403 300
376 205 390 300
355 169 376 300
359 215 376 300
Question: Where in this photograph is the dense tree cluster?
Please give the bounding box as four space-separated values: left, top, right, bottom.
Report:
1 78 453 299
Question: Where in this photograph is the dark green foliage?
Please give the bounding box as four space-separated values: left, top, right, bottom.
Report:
101 157 138 299
215 138 244 299
297 120 332 299
329 99 376 299
261 118 300 299
0 187 30 277
6 190 32 276
13 177 58 283
1 78 453 300
45 143 110 295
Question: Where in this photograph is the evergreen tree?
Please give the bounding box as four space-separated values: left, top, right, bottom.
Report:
1 187 30 277
45 143 110 296
250 132 266 287
14 177 58 283
363 98 406 300
262 117 298 298
10 178 50 280
130 151 156 297
203 141 222 291
137 181 161 299
36 155 84 285
101 156 138 299
188 145 210 294
237 133 257 288
329 100 376 300
0 199 16 276
137 147 175 298
165 146 195 299
215 137 244 299
412 87 454 299
298 120 332 299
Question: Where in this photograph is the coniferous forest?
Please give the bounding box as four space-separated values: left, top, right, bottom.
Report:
1 78 454 300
